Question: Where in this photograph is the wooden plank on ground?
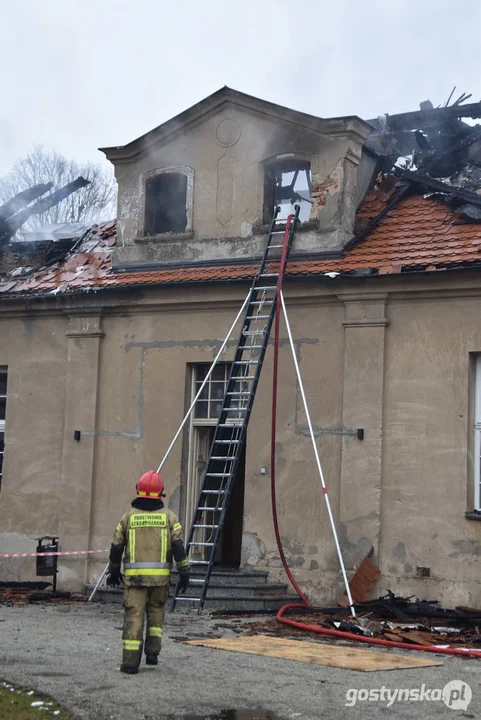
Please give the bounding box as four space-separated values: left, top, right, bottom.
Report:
186 635 443 672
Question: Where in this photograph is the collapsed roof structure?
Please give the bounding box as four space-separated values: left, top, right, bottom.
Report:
0 177 90 248
1 92 481 295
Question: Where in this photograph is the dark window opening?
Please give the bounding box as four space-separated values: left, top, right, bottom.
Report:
263 159 312 224
145 173 188 235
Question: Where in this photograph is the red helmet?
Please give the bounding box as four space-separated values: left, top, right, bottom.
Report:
136 470 164 498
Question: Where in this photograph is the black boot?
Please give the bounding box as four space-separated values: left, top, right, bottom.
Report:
146 655 158 665
120 665 139 674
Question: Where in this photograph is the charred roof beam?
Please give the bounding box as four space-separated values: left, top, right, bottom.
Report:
0 183 54 221
400 169 481 209
0 177 90 247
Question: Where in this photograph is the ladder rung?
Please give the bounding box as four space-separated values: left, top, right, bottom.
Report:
231 376 256 380
190 542 215 546
202 489 226 494
189 579 206 584
242 330 265 336
193 524 219 529
234 360 259 365
271 231 285 235
175 597 201 602
226 392 250 396
246 315 270 320
206 472 232 477
211 455 236 460
215 440 240 444
259 274 278 278
189 560 209 565
219 423 243 427
198 506 223 511
268 244 283 248
238 345 263 349
254 286 277 291
249 301 272 305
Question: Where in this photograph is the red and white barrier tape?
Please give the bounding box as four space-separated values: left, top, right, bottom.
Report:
0 549 109 558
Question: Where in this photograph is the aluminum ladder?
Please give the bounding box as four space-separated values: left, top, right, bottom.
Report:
173 206 300 613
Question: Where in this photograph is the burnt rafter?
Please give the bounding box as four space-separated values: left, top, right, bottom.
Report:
0 183 53 220
0 176 90 248
400 169 481 209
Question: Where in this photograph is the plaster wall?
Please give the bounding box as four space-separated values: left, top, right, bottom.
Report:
112 104 368 266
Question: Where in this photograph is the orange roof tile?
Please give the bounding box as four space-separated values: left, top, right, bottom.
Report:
1 190 481 297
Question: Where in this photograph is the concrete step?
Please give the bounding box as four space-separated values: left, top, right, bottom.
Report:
86 568 295 612
173 569 270 586
178 594 295 612
175 582 289 599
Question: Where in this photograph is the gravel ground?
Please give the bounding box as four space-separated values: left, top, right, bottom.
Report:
1 602 481 720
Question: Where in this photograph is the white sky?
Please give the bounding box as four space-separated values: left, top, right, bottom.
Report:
0 0 480 176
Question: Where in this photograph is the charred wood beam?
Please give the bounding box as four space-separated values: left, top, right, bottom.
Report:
400 169 481 208
367 102 481 133
0 176 90 246
418 126 481 175
0 183 53 221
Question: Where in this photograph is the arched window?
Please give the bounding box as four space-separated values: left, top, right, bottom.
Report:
142 166 193 236
263 157 312 224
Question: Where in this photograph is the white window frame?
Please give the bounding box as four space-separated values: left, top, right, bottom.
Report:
474 357 481 510
191 363 231 426
185 363 231 536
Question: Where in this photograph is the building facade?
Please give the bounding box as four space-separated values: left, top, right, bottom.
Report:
1 89 481 607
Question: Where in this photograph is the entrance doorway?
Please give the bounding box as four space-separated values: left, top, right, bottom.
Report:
185 364 245 567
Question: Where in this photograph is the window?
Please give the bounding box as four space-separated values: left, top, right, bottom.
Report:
193 363 231 422
185 363 232 540
263 159 312 224
0 367 7 491
474 357 481 510
144 173 188 235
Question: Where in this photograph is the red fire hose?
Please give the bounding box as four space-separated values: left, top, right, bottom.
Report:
269 216 481 659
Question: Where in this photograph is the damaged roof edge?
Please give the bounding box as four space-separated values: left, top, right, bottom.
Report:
5 262 481 304
400 170 481 208
367 101 481 132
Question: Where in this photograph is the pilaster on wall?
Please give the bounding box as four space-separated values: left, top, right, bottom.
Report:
338 294 388 569
58 314 104 590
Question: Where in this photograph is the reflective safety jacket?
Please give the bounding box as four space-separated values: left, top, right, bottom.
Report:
109 503 190 587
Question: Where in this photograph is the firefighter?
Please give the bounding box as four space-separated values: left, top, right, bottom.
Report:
106 470 190 674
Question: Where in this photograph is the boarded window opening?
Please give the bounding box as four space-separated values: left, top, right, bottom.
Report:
263 159 312 224
145 173 188 234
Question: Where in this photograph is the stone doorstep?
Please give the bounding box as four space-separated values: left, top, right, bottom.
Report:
174 583 289 599
176 596 296 612
85 582 291 601
87 586 295 612
85 568 295 611
170 569 271 587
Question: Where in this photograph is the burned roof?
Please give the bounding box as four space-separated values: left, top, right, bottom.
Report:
1 183 481 297
0 177 90 248
1 93 481 298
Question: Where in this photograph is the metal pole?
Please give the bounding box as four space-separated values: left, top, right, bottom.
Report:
88 291 251 603
157 290 251 473
280 291 356 617
88 563 108 602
